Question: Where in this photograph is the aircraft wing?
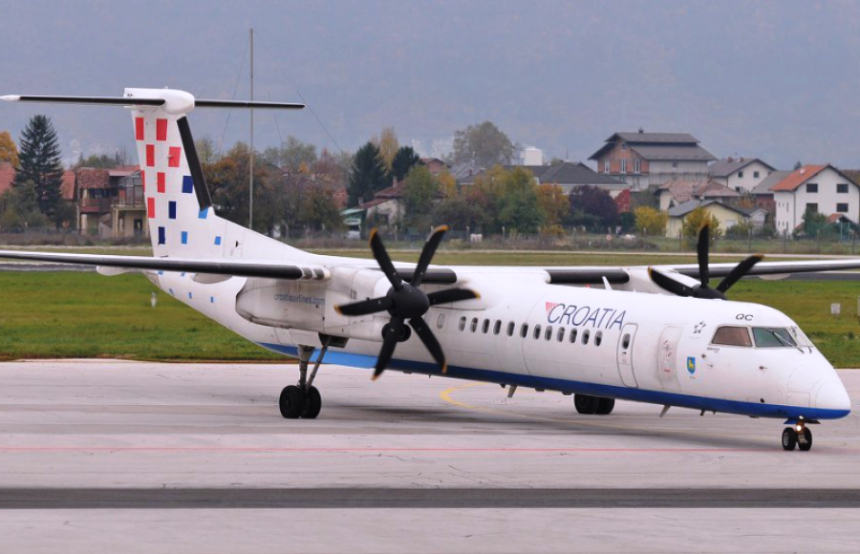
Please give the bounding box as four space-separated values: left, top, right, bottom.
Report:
0 250 329 280
664 259 860 279
543 258 860 285
0 250 459 284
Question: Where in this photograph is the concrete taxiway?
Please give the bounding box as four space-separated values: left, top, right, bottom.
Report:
0 359 858 553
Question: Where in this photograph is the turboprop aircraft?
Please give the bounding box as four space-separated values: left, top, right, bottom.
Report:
0 89 854 451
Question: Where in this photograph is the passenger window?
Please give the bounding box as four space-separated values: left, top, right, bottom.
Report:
459 317 466 332
482 319 490 334
595 331 602 346
582 330 590 345
753 327 797 348
557 327 565 342
521 324 529 338
436 313 445 329
711 326 752 347
470 318 478 333
533 324 542 339
493 320 501 335
545 326 553 341
570 329 578 343
507 322 515 336
622 333 631 349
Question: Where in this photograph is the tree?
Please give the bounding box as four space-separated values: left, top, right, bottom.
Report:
432 196 488 232
536 183 568 227
14 115 65 227
682 207 722 244
451 121 515 168
73 150 130 169
374 127 399 173
204 142 269 230
0 131 18 166
402 165 439 231
567 186 618 232
261 136 318 173
390 146 421 182
497 167 544 234
633 206 668 236
195 137 218 165
0 180 49 231
797 209 830 239
347 142 388 207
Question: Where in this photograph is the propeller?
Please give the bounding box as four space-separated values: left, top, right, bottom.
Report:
649 224 763 300
335 226 479 380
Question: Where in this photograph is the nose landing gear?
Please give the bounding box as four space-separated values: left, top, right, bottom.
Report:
279 341 330 420
782 419 813 451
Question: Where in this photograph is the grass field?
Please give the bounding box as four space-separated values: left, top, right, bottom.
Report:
1 250 860 366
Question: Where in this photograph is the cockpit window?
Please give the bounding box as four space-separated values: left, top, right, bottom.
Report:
752 327 797 348
711 326 752 347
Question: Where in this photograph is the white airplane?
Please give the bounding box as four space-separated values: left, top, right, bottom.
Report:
0 88 854 451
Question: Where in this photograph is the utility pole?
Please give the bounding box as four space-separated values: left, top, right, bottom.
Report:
249 28 255 229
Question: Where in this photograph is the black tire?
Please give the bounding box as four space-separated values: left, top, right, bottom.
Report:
574 394 599 415
798 427 813 451
595 397 615 415
302 386 322 419
782 427 797 451
279 385 304 419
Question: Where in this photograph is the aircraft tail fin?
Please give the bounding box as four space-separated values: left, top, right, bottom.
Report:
4 89 310 261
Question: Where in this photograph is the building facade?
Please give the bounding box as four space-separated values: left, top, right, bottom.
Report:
709 157 775 193
768 165 859 234
588 131 716 191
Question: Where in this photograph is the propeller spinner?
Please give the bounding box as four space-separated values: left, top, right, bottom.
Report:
649 224 763 300
335 226 479 380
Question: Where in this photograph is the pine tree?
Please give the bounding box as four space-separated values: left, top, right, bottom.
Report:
347 142 388 207
390 146 421 182
15 115 65 226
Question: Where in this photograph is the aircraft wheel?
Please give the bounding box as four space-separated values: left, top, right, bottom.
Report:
574 394 599 415
797 427 813 451
595 398 615 415
302 386 322 419
279 385 305 419
781 427 797 451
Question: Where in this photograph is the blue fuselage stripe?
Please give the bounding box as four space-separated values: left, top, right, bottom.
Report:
257 342 850 421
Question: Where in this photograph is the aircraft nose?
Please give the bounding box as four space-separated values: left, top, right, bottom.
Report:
815 377 852 413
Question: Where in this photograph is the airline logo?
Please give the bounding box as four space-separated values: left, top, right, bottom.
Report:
687 356 696 375
546 302 626 330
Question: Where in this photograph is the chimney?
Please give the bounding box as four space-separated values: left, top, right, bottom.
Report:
799 168 806 175
638 127 644 134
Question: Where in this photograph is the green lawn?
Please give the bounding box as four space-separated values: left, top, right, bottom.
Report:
1 252 859 366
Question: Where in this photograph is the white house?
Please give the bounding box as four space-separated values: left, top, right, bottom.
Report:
709 157 775 193
768 165 860 234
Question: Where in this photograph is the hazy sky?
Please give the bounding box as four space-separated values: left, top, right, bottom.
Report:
2 0 860 169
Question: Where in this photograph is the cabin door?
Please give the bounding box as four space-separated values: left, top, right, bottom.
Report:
616 323 639 387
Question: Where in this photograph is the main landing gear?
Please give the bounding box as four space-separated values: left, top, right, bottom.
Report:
573 394 615 415
279 341 330 420
782 418 813 451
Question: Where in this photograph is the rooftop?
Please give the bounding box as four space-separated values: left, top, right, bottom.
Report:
589 131 716 162
667 198 752 218
709 157 775 178
461 162 624 186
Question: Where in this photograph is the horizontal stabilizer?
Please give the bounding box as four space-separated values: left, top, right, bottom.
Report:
2 95 304 110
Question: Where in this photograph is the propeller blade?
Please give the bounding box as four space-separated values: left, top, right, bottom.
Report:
649 267 696 297
369 228 403 291
427 288 480 306
409 316 447 373
335 296 394 317
697 224 710 288
373 317 404 380
716 255 764 293
411 225 448 288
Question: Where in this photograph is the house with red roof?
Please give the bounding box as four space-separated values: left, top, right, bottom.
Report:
759 165 860 234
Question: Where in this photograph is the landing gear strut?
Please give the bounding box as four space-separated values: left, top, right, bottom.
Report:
573 394 615 415
782 419 813 451
279 339 330 420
